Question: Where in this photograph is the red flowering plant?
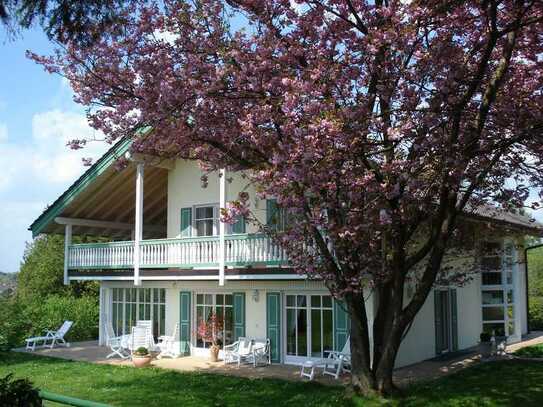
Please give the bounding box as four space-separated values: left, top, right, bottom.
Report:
196 312 224 348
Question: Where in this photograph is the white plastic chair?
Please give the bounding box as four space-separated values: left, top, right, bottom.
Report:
300 337 351 380
322 337 351 379
106 322 129 359
25 321 73 351
157 323 180 359
223 337 253 366
131 326 152 356
136 320 155 350
247 338 271 367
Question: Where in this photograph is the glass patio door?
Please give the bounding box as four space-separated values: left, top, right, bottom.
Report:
285 294 334 362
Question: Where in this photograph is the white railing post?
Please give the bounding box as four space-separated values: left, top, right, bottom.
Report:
63 224 72 285
219 168 226 286
134 162 144 286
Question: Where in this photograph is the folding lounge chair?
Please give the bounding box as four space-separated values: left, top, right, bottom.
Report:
106 322 129 359
25 321 74 351
157 323 180 359
300 337 351 380
136 320 155 351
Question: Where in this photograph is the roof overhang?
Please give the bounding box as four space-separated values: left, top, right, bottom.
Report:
28 137 168 239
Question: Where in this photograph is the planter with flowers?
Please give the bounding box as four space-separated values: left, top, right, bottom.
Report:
132 347 152 367
196 313 224 362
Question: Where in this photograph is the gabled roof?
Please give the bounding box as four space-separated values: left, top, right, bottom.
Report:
28 137 133 237
465 204 543 235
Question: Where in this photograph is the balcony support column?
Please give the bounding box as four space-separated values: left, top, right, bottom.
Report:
63 224 72 285
134 162 144 286
219 168 226 286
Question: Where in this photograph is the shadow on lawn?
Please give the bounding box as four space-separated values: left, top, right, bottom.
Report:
0 352 353 407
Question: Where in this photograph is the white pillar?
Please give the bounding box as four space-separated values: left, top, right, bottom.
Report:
219 168 226 286
63 224 72 285
134 162 144 286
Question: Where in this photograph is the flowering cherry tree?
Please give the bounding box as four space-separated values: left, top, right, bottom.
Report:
31 0 543 395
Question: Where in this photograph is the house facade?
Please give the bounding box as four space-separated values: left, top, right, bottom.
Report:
29 138 542 368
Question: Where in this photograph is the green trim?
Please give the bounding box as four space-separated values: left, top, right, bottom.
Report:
69 241 134 249
266 292 281 363
179 291 191 356
333 300 350 352
29 135 135 237
233 292 246 341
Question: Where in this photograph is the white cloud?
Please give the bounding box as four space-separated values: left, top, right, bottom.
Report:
0 109 108 189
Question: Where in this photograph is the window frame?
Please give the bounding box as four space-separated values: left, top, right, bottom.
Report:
194 292 234 348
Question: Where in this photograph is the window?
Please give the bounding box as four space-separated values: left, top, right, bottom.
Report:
286 294 333 358
196 293 234 348
195 205 218 237
111 288 166 338
481 240 516 337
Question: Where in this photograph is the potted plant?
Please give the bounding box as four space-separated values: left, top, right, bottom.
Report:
132 346 152 367
196 313 224 362
479 332 492 358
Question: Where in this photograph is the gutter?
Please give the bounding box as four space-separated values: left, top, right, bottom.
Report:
524 243 543 333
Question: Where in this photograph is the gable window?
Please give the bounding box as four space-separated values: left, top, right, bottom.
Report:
195 205 218 237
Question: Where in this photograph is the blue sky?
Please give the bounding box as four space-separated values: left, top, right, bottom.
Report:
0 29 107 273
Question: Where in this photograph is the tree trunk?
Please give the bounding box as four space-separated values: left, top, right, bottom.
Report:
344 292 376 395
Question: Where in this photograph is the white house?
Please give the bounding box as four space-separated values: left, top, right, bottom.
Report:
29 137 543 368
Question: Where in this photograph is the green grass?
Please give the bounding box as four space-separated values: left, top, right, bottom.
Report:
2 352 543 406
514 344 543 358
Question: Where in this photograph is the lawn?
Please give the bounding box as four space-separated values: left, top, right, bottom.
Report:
513 344 543 358
2 352 543 406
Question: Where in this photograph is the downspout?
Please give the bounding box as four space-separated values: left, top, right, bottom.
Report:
524 243 543 333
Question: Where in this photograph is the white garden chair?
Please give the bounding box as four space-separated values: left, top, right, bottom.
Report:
136 320 155 350
247 338 271 367
157 323 180 359
106 322 129 359
223 337 253 366
300 337 351 380
131 325 152 357
25 321 73 351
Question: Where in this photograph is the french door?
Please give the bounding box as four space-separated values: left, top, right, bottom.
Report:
284 294 334 363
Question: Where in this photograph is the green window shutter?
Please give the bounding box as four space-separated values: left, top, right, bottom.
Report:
267 198 286 231
180 207 192 237
266 293 281 363
179 291 191 356
450 289 458 351
434 290 443 355
333 300 350 352
232 215 246 234
233 292 246 341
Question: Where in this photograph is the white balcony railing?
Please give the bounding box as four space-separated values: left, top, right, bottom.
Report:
67 234 287 270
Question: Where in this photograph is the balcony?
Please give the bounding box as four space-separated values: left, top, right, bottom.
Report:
67 234 287 270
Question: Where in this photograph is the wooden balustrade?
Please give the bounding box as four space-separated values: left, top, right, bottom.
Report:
67 234 287 270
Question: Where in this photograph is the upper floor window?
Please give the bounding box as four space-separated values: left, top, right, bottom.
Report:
195 205 218 237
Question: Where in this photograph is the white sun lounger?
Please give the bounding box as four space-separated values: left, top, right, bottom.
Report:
25 321 73 351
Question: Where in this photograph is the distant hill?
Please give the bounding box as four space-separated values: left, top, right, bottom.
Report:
0 271 17 295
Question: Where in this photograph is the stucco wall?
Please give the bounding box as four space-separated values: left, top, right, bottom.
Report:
167 160 265 238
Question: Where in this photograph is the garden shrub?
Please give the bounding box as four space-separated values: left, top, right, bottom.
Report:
529 296 543 331
0 374 41 407
24 295 99 342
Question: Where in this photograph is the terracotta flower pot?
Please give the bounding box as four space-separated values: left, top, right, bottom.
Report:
133 355 152 368
209 345 220 362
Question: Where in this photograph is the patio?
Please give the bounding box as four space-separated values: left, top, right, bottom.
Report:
14 332 543 387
